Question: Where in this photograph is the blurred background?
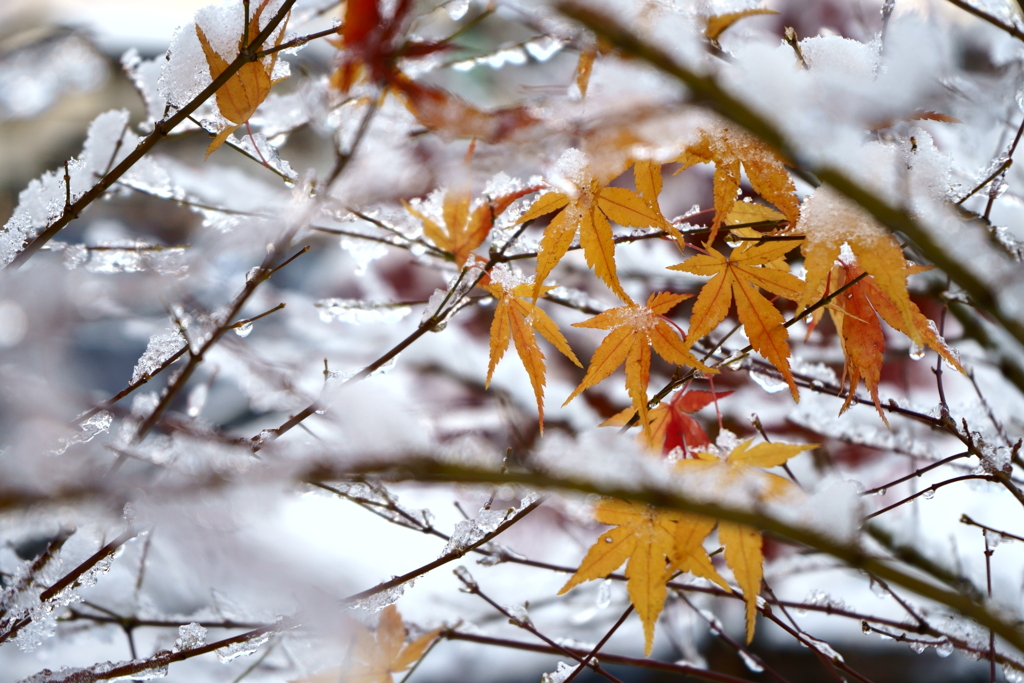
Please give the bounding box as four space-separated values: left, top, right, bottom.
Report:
0 0 1017 681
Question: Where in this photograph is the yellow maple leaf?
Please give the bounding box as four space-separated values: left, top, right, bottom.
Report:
517 153 673 302
724 200 786 227
404 186 538 267
563 292 717 439
795 186 922 345
677 438 815 642
704 8 780 41
668 238 805 400
482 276 582 432
196 0 289 157
293 605 440 683
559 499 729 655
674 127 799 244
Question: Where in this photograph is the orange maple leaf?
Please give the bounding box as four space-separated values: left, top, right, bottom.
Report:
404 186 538 267
481 275 582 432
669 236 804 400
564 292 716 439
829 261 963 424
559 499 729 655
677 438 815 642
195 0 289 157
796 186 922 345
675 127 799 244
517 153 675 302
603 388 733 456
293 604 440 683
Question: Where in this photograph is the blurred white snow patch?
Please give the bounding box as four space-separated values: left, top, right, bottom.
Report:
436 434 504 469
533 429 663 490
0 300 28 347
0 32 107 121
773 476 863 544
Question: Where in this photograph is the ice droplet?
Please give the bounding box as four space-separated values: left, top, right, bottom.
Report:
1005 663 1024 683
245 266 264 284
922 489 935 500
749 368 787 393
936 639 954 658
985 529 1003 548
234 321 253 337
445 0 470 20
909 640 927 654
215 631 270 663
454 565 477 591
909 343 925 360
175 622 207 651
738 650 764 673
596 579 612 609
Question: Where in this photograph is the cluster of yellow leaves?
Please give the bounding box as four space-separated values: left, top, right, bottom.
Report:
562 439 815 653
196 0 289 156
563 292 715 439
294 605 440 683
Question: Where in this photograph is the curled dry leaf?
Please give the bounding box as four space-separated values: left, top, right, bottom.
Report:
704 8 780 41
195 0 289 157
403 185 538 267
829 260 963 424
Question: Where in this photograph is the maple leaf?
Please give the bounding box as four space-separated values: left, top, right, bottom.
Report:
517 151 674 302
293 604 440 683
196 0 289 157
674 127 799 244
392 76 538 144
563 292 717 439
829 261 963 424
603 388 733 456
704 8 780 41
677 438 815 642
795 186 922 345
328 1 535 142
559 499 729 655
481 275 582 432
669 238 805 400
403 186 537 267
